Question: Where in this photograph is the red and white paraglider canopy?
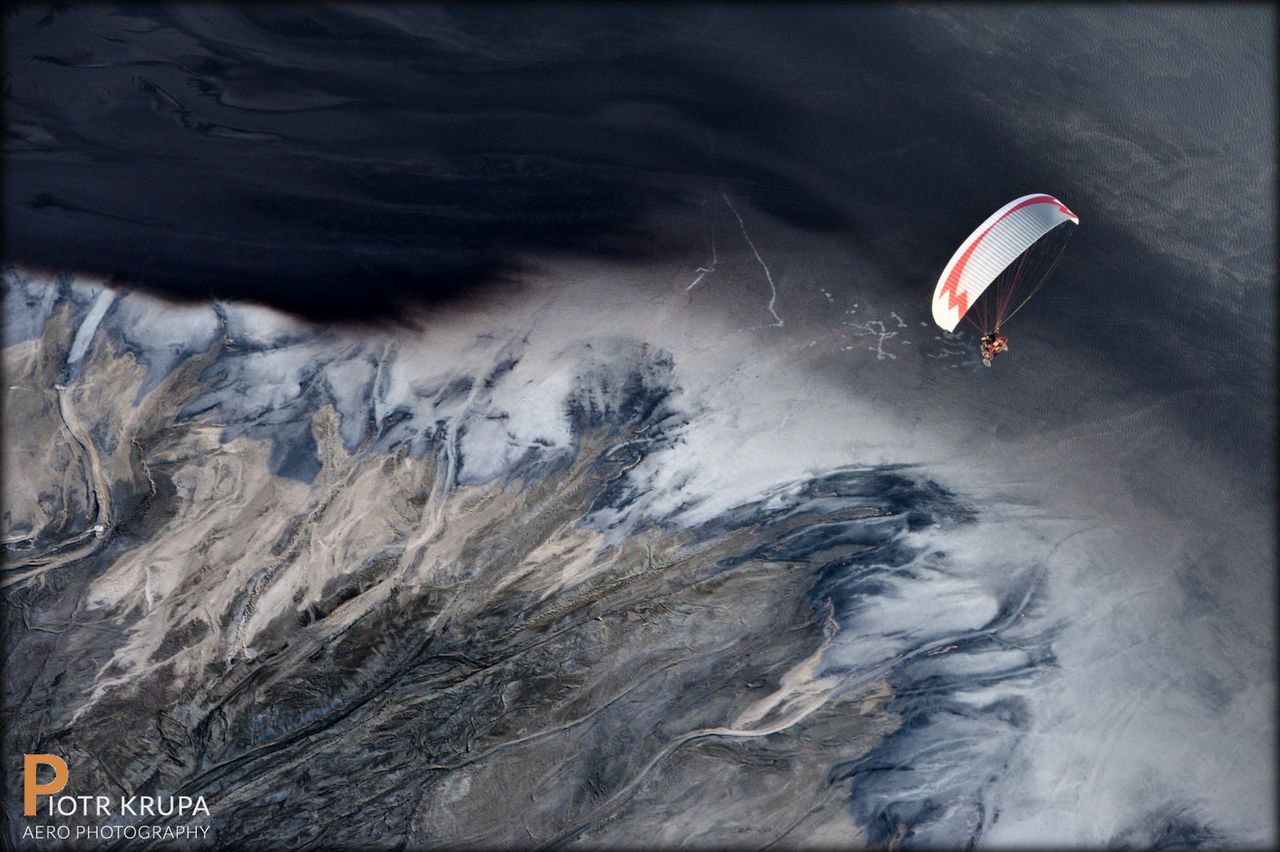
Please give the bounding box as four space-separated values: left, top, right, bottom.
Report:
932 193 1079 333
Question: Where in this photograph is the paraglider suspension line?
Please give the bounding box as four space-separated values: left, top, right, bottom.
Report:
995 247 1032 328
964 246 1031 335
1001 245 1066 327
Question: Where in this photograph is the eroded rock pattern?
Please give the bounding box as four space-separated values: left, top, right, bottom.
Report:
6 275 1001 847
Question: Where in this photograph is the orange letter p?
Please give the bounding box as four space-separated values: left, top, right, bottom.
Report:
23 754 68 816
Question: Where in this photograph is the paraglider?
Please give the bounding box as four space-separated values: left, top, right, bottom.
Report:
932 193 1078 366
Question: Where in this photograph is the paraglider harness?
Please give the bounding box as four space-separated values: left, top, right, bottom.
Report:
979 331 1009 367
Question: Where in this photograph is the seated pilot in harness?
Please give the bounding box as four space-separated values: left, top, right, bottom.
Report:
979 331 1009 367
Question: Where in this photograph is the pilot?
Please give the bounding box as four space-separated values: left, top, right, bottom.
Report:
979 332 1009 366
